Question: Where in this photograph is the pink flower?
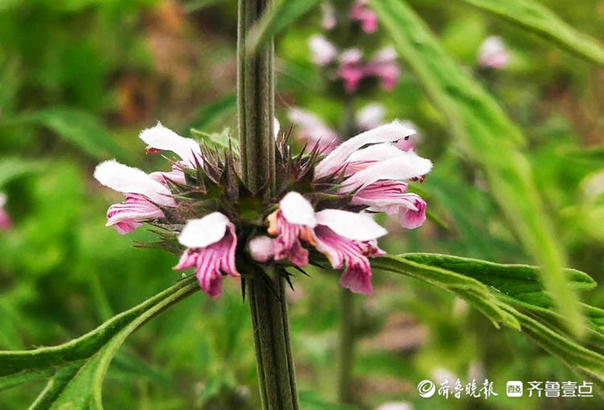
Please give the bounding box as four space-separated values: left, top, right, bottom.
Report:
248 235 275 262
0 193 12 231
287 108 340 152
322 2 337 30
338 49 365 93
268 193 387 294
351 181 427 229
309 35 338 66
350 0 378 34
308 210 386 294
478 36 509 69
366 47 400 91
267 192 317 267
174 212 239 298
94 160 176 234
314 121 420 179
314 122 431 229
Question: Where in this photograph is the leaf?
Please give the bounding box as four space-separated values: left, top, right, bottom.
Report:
246 0 321 56
0 275 198 409
458 0 604 66
372 254 604 385
371 0 584 335
10 107 124 160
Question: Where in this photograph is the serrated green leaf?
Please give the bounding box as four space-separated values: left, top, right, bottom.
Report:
246 0 321 56
458 0 604 66
371 0 584 336
402 253 595 307
371 255 520 330
372 253 604 386
0 275 198 409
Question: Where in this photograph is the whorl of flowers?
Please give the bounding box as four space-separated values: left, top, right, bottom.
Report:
94 121 432 298
310 1 400 94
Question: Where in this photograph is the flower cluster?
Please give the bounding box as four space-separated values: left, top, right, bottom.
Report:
311 37 400 94
94 121 431 298
309 1 400 94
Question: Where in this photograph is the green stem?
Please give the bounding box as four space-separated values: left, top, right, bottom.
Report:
247 269 299 410
337 288 356 403
237 1 298 408
238 0 275 194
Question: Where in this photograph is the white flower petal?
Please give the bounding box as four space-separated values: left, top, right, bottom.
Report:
315 121 416 178
94 160 175 206
178 212 230 248
0 193 6 208
341 151 433 192
139 122 201 166
279 192 316 227
315 209 387 241
346 143 403 163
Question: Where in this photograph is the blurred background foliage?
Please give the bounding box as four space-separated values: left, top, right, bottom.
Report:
0 0 602 408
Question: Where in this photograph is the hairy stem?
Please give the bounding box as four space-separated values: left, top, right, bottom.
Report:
238 0 275 194
237 1 298 408
337 288 356 403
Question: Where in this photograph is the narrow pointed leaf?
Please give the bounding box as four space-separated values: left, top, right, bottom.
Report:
371 0 584 335
0 275 198 409
372 253 604 386
458 0 604 66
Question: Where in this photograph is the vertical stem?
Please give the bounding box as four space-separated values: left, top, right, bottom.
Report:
238 0 275 194
237 1 298 409
337 288 356 403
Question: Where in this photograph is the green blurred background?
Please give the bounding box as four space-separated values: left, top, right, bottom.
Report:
0 0 602 408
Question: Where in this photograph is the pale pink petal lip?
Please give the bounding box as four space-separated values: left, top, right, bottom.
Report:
315 209 387 241
178 212 230 249
249 235 275 262
309 35 338 66
94 160 176 207
139 122 202 166
314 121 416 179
